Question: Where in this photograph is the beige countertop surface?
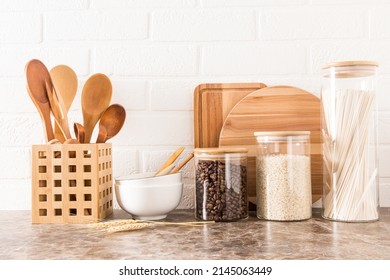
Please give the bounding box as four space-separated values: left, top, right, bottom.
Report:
0 208 389 260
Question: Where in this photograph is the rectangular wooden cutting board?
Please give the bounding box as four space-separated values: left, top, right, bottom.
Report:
194 83 266 148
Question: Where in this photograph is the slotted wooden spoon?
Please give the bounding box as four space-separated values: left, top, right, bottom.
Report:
81 73 112 143
50 65 78 143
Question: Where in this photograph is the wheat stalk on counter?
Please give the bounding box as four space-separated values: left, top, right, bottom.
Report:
92 219 215 233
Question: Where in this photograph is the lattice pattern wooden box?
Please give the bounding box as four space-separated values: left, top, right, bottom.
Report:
31 143 113 223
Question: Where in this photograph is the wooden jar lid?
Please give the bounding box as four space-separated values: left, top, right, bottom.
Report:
322 60 378 69
194 147 248 155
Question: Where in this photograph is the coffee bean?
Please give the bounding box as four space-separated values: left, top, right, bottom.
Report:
195 159 248 221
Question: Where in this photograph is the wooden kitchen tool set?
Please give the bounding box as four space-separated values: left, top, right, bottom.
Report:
27 59 126 223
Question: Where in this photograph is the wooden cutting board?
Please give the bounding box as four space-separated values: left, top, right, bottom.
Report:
194 83 267 148
219 86 322 203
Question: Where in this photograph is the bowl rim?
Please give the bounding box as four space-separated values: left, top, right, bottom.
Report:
115 171 181 182
115 182 184 189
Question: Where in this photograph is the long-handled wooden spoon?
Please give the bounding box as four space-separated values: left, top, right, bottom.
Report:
50 65 78 143
25 59 55 142
81 73 112 143
96 104 126 143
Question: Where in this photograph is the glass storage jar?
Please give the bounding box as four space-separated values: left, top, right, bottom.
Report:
194 148 248 221
321 60 379 222
254 131 312 221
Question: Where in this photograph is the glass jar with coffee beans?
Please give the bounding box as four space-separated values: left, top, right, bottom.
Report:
194 148 248 222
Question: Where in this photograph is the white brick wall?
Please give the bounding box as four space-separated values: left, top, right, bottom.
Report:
1 0 390 210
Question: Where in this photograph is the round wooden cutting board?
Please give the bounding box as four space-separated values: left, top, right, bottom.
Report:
219 86 322 203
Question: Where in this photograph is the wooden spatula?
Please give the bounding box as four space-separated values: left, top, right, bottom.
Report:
50 65 78 143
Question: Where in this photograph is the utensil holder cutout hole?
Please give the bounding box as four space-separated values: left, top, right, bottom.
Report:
38 151 46 159
39 166 46 173
39 180 47 187
83 150 92 158
39 209 47 216
69 165 76 173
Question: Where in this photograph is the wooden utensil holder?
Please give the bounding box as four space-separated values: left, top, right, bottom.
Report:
31 143 113 224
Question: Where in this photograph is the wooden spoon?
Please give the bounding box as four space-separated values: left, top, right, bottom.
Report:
50 65 78 143
81 73 112 143
74 123 85 144
96 104 126 143
25 59 55 142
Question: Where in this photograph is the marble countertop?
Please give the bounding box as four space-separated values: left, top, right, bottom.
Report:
1 208 389 260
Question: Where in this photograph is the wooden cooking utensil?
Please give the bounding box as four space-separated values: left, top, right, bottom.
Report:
194 83 267 148
219 86 322 203
25 59 55 142
81 73 112 143
155 147 185 176
96 104 126 143
50 65 78 143
171 152 194 174
155 164 176 176
74 123 85 144
64 138 80 144
45 80 72 140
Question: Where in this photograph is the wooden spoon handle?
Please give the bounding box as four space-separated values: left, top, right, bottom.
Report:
155 147 185 176
155 164 175 176
45 81 72 140
54 122 66 143
74 123 85 144
96 125 108 143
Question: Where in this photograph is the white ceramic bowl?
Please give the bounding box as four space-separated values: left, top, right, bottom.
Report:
114 172 183 220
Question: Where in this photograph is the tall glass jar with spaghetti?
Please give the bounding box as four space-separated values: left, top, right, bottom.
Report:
321 61 379 222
